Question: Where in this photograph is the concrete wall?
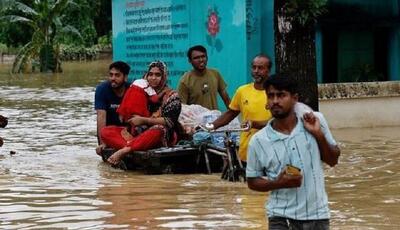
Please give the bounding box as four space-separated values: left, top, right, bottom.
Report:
318 81 400 129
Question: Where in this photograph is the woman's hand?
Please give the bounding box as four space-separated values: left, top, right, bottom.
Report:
127 115 148 126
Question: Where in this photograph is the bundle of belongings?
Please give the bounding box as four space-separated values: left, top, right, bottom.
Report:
178 104 240 148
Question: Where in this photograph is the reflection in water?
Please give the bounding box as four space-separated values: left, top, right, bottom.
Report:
96 174 265 229
0 61 399 229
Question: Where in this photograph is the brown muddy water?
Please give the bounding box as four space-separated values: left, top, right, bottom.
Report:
0 61 399 229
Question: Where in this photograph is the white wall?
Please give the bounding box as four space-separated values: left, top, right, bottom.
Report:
320 96 400 129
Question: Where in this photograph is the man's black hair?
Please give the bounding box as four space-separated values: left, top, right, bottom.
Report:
109 61 131 75
187 45 207 60
263 73 298 94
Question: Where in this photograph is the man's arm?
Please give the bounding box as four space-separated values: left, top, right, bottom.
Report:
247 137 303 192
96 110 107 145
247 171 302 192
177 79 188 104
212 109 240 129
313 132 341 167
219 89 231 109
303 112 340 167
249 120 268 130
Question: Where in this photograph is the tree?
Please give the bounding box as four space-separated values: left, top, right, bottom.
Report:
63 0 98 46
0 0 82 73
0 0 35 66
93 0 111 39
274 0 327 111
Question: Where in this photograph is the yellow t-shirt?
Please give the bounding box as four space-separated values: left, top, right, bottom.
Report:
229 83 272 161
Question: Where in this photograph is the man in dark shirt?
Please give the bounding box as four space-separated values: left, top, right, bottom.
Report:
94 61 130 150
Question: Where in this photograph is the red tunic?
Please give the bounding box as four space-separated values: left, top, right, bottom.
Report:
117 85 151 121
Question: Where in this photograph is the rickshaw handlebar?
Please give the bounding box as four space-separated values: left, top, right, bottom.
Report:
197 123 250 133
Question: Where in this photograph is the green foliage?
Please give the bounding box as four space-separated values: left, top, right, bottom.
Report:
62 0 97 46
1 0 112 53
97 32 112 49
59 44 99 61
285 0 328 26
0 22 32 47
92 0 111 37
0 43 19 55
0 0 82 73
0 0 31 46
0 43 7 53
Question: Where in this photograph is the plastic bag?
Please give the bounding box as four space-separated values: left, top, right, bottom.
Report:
192 131 211 145
179 104 241 135
294 102 313 118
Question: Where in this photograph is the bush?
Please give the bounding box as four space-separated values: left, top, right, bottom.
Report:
59 44 100 61
0 43 7 53
97 33 112 49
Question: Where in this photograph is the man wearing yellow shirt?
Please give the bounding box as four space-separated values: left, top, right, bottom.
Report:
208 54 272 163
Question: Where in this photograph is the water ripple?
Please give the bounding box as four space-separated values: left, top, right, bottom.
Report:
1 62 400 229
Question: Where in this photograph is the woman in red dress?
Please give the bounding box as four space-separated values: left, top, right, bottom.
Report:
98 61 182 166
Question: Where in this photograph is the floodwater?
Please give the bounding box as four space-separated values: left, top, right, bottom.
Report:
0 60 399 229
